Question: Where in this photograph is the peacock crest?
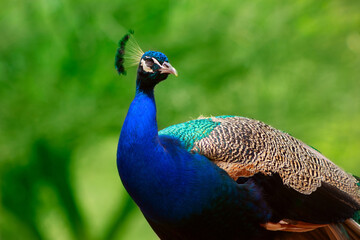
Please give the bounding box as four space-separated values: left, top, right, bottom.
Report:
115 30 144 75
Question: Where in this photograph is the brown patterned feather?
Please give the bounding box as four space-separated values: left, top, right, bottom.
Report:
191 116 360 205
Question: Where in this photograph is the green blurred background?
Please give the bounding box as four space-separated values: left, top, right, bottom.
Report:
1 0 360 239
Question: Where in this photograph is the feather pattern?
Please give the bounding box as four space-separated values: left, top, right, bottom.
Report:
160 116 360 205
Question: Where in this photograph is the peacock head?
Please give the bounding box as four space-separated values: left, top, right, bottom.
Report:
137 51 177 90
115 31 177 92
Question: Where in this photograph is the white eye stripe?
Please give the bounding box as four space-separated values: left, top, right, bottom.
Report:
151 57 162 67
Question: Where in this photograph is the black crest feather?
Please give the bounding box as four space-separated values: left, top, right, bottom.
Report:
115 30 134 75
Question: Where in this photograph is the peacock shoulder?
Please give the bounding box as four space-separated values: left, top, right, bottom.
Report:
159 116 360 206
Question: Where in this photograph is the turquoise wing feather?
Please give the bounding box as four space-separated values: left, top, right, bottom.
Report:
159 117 222 151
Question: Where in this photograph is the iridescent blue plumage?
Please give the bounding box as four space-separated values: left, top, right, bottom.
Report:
116 38 360 239
143 50 168 64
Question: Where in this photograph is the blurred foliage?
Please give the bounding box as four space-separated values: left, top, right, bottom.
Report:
1 0 360 239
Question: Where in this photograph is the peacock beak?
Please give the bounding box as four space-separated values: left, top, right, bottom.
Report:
159 62 178 77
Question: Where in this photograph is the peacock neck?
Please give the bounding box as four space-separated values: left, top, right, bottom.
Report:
121 87 158 146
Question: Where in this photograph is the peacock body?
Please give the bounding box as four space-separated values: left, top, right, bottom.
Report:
115 33 360 239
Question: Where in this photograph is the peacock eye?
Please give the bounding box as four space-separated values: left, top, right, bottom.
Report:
145 59 154 68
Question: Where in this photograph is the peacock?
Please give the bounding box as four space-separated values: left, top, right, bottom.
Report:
115 32 360 240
